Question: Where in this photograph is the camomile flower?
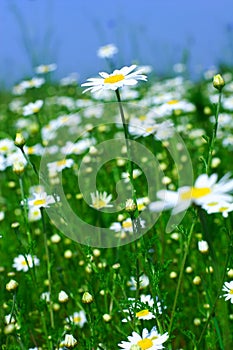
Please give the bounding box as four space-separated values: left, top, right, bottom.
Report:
97 43 118 58
122 169 142 183
122 294 160 323
66 310 87 327
118 326 169 349
222 281 233 303
201 200 233 218
21 77 45 89
127 274 150 291
28 192 58 209
13 254 40 272
47 158 74 175
149 173 233 215
35 63 57 74
23 100 43 116
28 207 42 222
90 191 113 210
81 65 147 93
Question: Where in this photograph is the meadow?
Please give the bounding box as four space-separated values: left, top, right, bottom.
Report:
1 48 233 349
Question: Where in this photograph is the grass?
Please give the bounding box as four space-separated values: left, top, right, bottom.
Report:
0 63 233 350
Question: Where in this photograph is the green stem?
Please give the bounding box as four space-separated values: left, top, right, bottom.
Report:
206 91 222 174
197 225 232 347
168 218 196 334
41 208 54 330
19 176 32 247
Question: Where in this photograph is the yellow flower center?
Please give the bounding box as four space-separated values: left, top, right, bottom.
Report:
219 207 229 212
136 309 150 318
167 99 179 105
73 316 81 323
93 199 106 209
104 74 125 84
137 338 153 349
145 126 155 133
27 147 34 155
56 159 67 167
33 199 46 206
180 187 211 200
139 115 147 121
0 145 9 152
33 107 40 113
122 221 132 229
22 260 27 266
206 202 218 206
229 289 233 294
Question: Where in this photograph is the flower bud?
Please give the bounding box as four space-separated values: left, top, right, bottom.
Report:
61 334 78 349
13 161 25 175
213 74 225 91
58 290 69 303
82 291 93 304
14 132 26 147
125 198 137 213
6 279 18 292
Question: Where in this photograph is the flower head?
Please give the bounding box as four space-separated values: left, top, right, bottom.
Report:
149 173 233 215
66 310 87 327
90 190 113 210
81 65 147 93
97 43 118 58
23 100 43 116
118 326 169 349
13 254 40 272
28 191 59 209
222 280 233 303
35 63 57 74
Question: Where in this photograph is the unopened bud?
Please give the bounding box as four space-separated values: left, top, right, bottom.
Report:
61 334 78 349
58 290 69 303
6 279 18 292
125 199 137 213
13 161 25 175
14 132 25 147
213 74 225 91
82 291 93 304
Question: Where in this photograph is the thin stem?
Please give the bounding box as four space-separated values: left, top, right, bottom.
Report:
20 146 38 176
197 226 232 347
206 91 222 174
19 176 32 247
41 208 54 330
168 218 196 334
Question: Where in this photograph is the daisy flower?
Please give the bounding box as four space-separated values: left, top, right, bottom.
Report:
90 190 113 210
28 192 58 209
149 173 233 215
21 77 45 89
127 274 150 291
13 254 40 272
122 294 162 323
118 326 169 349
35 63 57 74
81 65 147 93
97 43 118 58
66 310 87 327
23 100 43 116
201 200 233 218
47 158 74 175
222 281 233 303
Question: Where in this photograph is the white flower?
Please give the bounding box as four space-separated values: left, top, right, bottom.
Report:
28 192 58 209
110 218 146 234
149 173 233 215
35 63 57 74
47 158 74 175
60 334 77 348
127 274 150 291
198 240 209 253
28 207 42 222
122 294 162 323
97 43 118 58
202 200 233 218
122 169 142 183
21 77 45 89
58 290 69 303
66 310 87 327
90 191 113 210
13 254 40 272
81 65 147 93
23 100 43 116
222 281 233 303
118 327 169 349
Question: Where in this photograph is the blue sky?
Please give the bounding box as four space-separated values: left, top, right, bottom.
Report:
1 0 233 87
